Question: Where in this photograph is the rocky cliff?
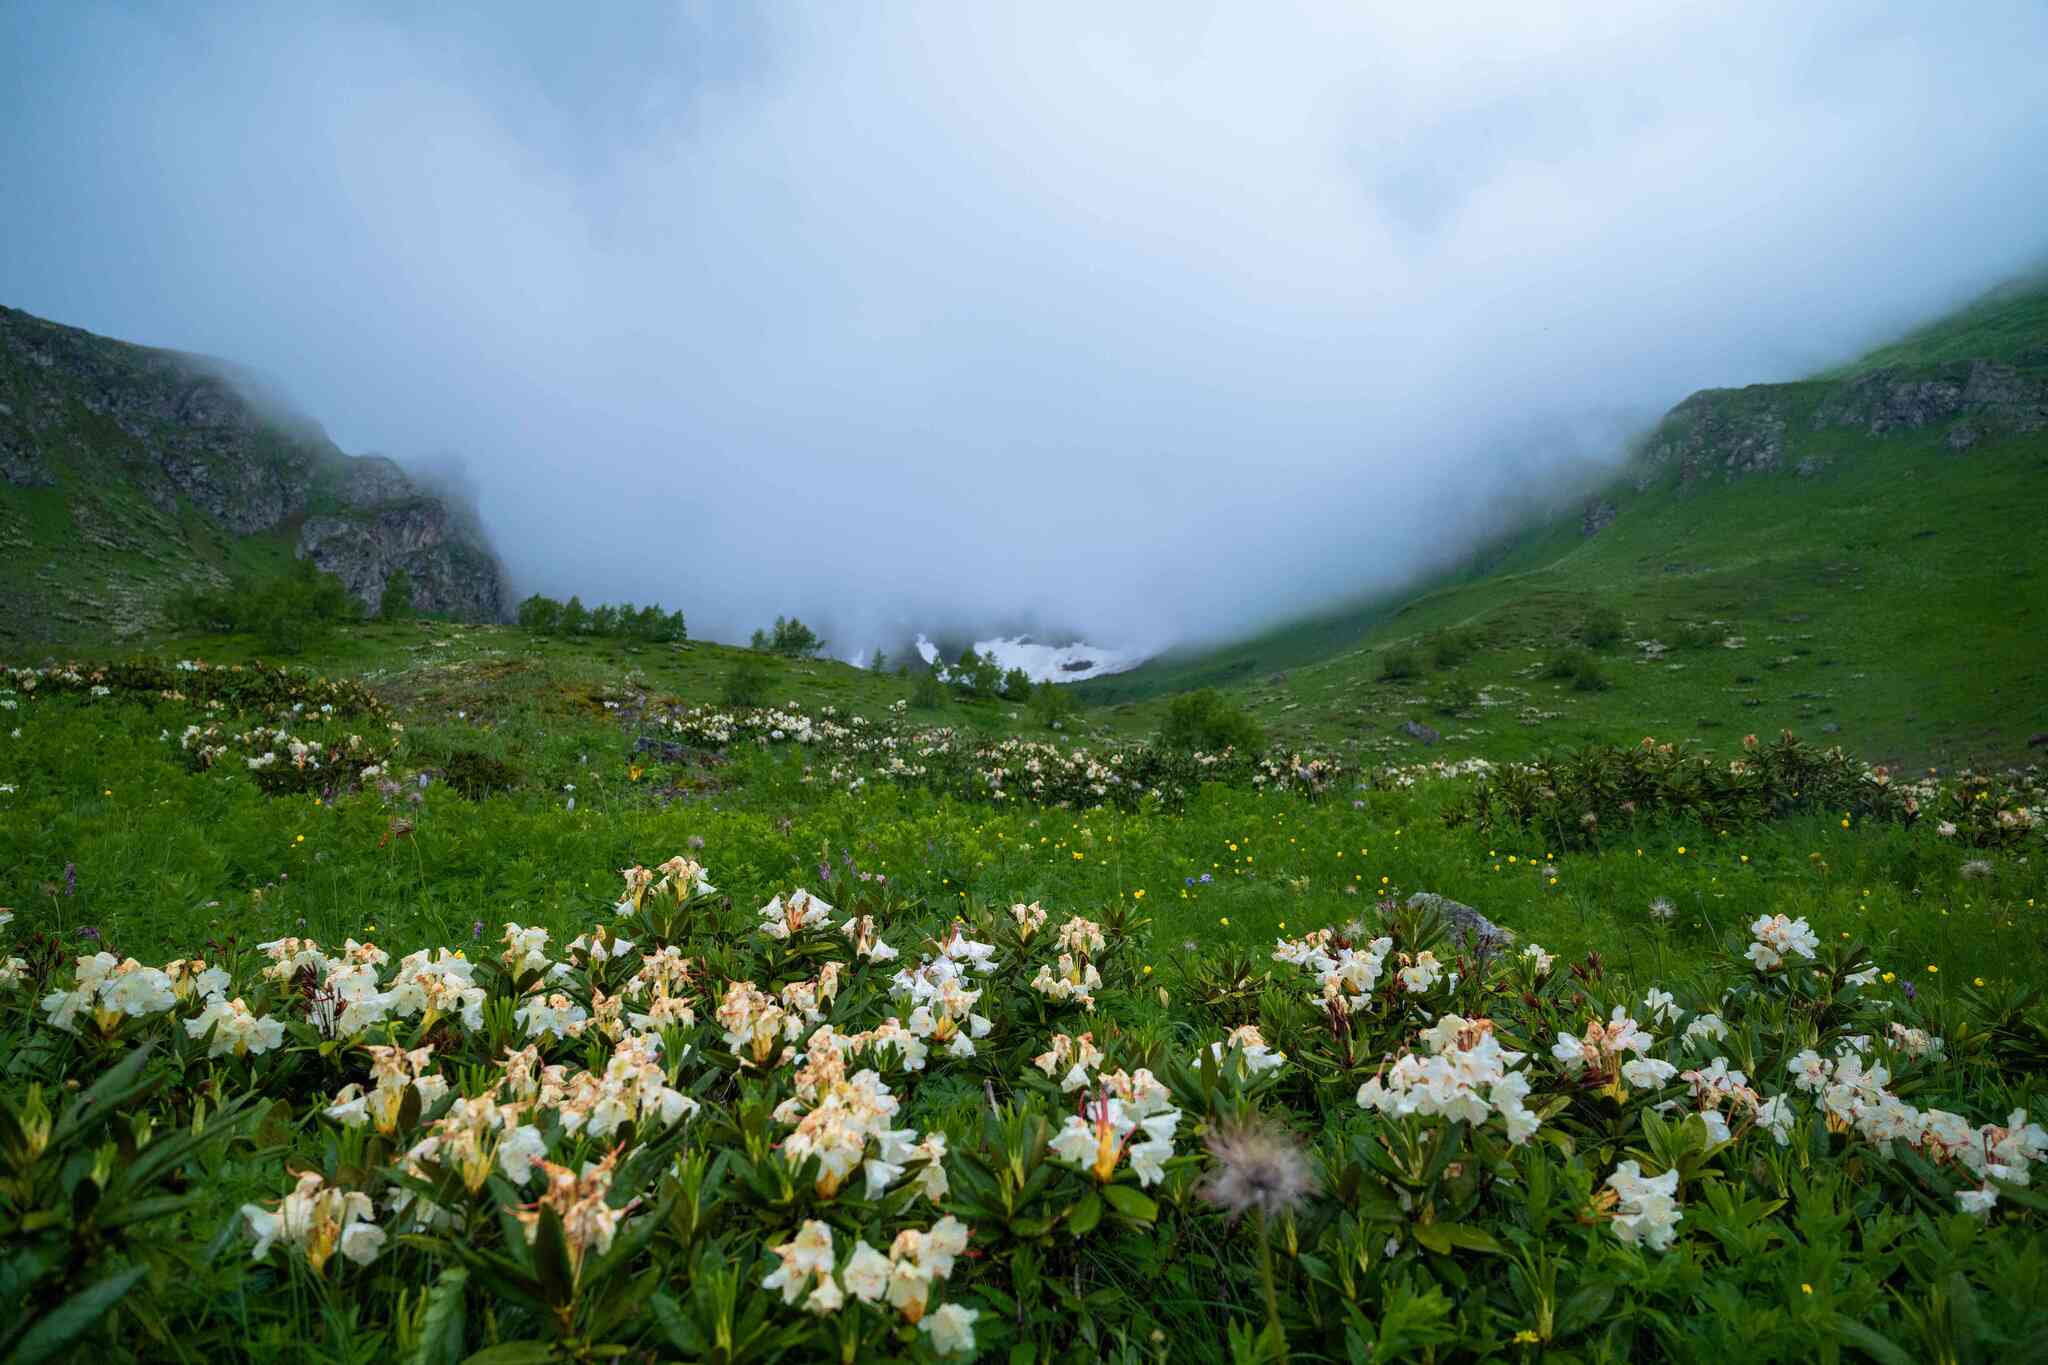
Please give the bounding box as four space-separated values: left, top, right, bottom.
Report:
1630 358 2048 491
0 304 504 642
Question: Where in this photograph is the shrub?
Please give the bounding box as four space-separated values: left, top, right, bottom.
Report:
378 567 416 621
1431 680 1479 716
1445 730 1905 848
1669 618 1717 651
1581 605 1624 648
721 657 771 707
437 747 521 798
1001 666 1034 700
1572 655 1611 692
166 559 359 654
1378 646 1422 681
1428 630 1476 668
1159 688 1265 752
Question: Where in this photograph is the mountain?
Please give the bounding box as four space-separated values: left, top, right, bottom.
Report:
0 304 504 643
1082 275 2048 769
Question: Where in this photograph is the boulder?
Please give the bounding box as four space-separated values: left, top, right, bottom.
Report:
1406 892 1515 948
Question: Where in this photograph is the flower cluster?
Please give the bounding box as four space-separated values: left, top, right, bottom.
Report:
241 1171 387 1273
1357 1014 1540 1143
1048 1069 1181 1186
1745 913 1819 972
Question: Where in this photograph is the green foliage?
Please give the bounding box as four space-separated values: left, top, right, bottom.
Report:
756 616 823 658
164 558 359 655
1431 680 1479 716
1580 604 1624 649
517 594 683 642
1447 729 1913 849
1029 679 1080 730
1001 666 1034 701
721 656 772 708
1378 646 1422 681
378 567 416 621
948 648 1004 700
1544 649 1610 692
1159 688 1266 754
1428 630 1478 668
516 593 562 633
910 667 947 710
0 1045 263 1363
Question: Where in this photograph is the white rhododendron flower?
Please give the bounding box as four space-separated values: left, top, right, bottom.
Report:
1745 914 1819 972
1049 1069 1180 1186
242 1171 386 1273
1606 1160 1683 1250
186 992 286 1057
1357 1013 1540 1144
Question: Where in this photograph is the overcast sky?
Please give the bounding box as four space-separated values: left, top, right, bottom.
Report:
6 2 2047 654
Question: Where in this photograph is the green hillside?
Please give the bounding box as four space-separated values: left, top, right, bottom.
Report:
0 305 503 643
1090 279 2048 771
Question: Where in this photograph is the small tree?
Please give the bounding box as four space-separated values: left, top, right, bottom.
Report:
1030 679 1079 729
910 667 947 710
517 594 563 634
559 596 590 635
764 616 823 658
378 567 416 621
1001 666 1034 700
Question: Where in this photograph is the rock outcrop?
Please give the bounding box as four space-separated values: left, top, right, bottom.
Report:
1631 357 2048 492
0 304 504 639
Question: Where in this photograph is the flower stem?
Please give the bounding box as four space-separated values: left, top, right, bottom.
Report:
1256 1207 1284 1358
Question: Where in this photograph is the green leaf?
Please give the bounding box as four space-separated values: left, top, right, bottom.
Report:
412 1267 467 1365
1555 1283 1616 1337
648 1292 700 1353
1831 1317 1918 1365
1101 1185 1158 1223
530 1207 575 1308
459 1344 559 1365
1067 1191 1104 1238
5 1263 148 1365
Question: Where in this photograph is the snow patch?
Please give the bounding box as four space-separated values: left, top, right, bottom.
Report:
912 633 1147 683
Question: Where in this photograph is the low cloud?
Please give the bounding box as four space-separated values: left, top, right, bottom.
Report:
6 1 2046 654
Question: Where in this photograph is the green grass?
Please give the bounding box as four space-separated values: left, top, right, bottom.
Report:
2 650 2044 1362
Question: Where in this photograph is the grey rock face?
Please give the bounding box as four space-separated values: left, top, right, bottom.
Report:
1812 361 2048 438
0 302 505 631
1581 498 1617 536
299 500 502 618
1642 388 1788 484
1405 892 1515 948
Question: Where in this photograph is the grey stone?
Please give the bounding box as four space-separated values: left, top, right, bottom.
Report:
1401 719 1441 745
1406 892 1516 948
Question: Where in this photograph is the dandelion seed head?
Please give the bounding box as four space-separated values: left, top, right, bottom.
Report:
1197 1116 1318 1223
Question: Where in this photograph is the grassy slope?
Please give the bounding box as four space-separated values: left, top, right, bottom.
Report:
1083 281 2048 771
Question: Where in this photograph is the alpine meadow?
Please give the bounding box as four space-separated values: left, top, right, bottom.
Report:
4 6 2048 1364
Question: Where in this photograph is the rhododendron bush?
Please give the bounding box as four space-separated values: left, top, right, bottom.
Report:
3 862 2045 1364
